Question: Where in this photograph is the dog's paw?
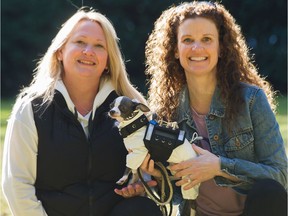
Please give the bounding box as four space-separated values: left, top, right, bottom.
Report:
116 176 129 185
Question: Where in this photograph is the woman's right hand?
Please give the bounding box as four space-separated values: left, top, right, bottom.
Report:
140 154 162 178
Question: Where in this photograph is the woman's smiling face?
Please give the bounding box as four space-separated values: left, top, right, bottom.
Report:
176 17 220 78
58 19 108 80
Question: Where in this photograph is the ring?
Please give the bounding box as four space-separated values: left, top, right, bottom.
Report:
186 175 192 183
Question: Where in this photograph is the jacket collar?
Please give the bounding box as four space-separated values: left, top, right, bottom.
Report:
55 78 115 120
177 85 226 122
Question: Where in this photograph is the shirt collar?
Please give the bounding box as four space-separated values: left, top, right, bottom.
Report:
55 78 115 119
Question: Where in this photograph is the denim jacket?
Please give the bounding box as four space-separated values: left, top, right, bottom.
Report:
176 83 287 193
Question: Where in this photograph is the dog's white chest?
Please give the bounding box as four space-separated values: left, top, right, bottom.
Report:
121 126 148 171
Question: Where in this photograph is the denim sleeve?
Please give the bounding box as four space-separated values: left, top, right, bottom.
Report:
217 89 287 192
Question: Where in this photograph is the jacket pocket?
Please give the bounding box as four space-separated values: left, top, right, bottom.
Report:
224 129 255 161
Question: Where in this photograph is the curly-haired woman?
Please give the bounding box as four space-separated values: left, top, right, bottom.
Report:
144 1 287 215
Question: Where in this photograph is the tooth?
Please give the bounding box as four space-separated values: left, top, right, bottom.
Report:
80 60 94 65
190 57 206 61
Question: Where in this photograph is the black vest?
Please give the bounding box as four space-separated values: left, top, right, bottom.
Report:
32 90 127 216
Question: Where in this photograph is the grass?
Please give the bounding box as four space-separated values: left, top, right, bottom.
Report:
0 96 287 215
1 98 14 216
275 95 288 146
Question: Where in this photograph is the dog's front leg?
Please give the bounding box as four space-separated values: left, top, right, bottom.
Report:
116 167 132 185
128 171 139 185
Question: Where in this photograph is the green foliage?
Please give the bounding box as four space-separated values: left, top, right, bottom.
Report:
221 0 287 91
1 0 287 97
276 95 288 145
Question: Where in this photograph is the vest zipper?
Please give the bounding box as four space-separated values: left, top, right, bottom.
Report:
61 109 94 215
88 135 93 216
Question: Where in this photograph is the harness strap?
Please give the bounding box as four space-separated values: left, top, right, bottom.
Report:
137 162 173 216
120 114 148 138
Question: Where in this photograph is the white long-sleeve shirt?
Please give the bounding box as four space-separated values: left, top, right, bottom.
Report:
2 80 114 215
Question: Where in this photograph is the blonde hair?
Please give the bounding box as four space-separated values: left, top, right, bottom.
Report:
13 8 145 113
146 1 276 121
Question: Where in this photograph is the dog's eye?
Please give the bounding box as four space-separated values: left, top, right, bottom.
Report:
119 105 126 112
109 103 114 109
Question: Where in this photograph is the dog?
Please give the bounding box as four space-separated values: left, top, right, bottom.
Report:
108 96 199 200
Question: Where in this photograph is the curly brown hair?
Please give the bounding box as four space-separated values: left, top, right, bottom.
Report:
145 1 276 121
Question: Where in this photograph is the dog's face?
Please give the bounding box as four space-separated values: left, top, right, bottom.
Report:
108 96 150 122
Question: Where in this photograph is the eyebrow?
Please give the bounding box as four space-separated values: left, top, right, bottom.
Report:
181 33 216 38
76 35 105 40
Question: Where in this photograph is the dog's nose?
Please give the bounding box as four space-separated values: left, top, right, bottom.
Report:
109 110 116 115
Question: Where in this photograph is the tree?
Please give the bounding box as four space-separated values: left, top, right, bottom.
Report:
1 0 286 97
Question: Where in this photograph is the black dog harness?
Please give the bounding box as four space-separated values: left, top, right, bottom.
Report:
120 114 148 138
120 115 186 162
143 119 186 162
119 115 188 216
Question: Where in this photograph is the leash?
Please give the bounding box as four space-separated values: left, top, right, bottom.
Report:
137 162 173 216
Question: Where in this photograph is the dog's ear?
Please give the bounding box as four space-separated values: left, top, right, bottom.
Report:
132 99 140 103
135 103 150 112
132 98 150 112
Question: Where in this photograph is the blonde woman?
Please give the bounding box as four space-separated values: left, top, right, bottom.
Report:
2 8 162 216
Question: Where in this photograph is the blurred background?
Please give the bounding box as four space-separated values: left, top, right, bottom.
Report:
1 0 287 97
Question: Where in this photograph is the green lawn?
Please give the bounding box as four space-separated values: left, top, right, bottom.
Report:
275 95 288 147
1 98 14 216
0 96 287 216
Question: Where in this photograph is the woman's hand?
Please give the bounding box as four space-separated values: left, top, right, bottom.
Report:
114 154 161 198
169 144 221 190
114 180 157 198
140 154 162 178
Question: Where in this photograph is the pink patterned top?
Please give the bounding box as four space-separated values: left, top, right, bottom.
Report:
191 107 246 216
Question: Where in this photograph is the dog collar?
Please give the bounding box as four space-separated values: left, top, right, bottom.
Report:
120 114 148 138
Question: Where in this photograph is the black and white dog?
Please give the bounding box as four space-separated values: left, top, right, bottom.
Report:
108 96 199 199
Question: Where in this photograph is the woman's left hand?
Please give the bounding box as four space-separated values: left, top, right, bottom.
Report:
169 144 221 190
114 154 162 198
114 180 158 198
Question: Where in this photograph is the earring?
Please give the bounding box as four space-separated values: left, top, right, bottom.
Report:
104 67 110 75
175 53 179 59
57 57 63 65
